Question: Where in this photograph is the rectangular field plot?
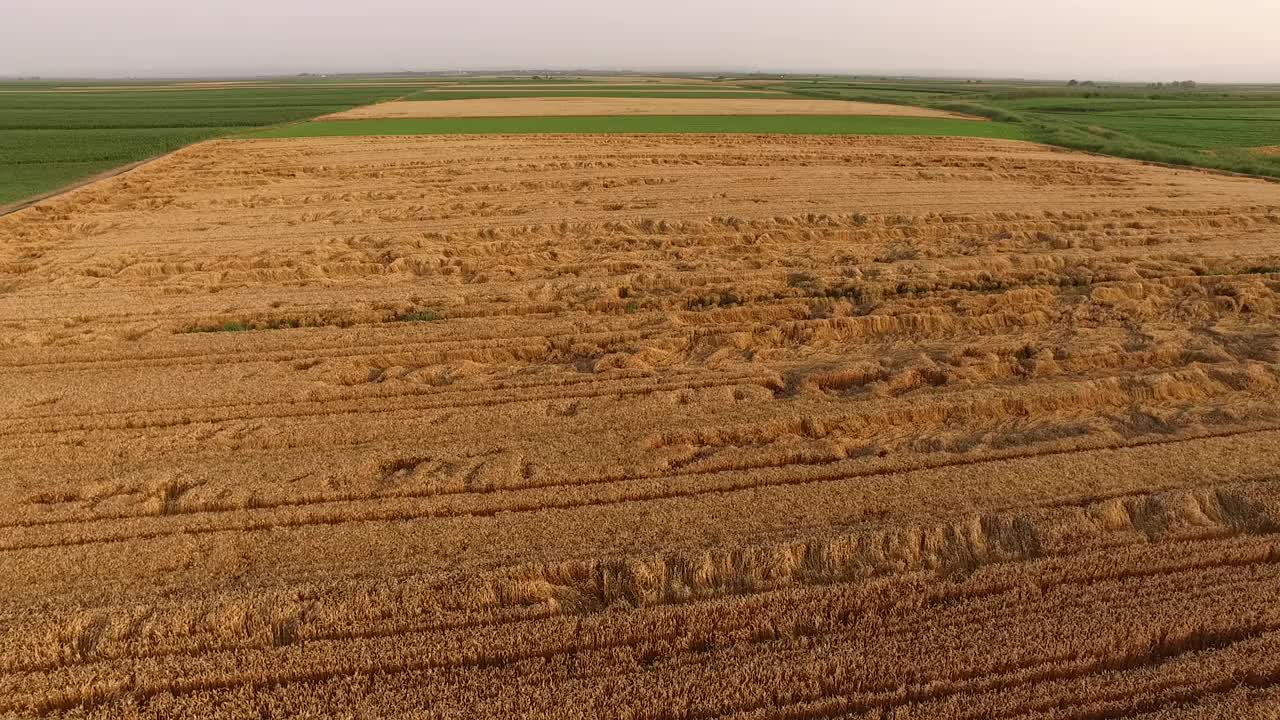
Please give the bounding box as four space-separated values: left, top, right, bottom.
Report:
258 115 1025 139
2 134 1280 717
320 97 974 120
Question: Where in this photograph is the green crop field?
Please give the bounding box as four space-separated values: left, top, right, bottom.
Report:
985 96 1280 177
990 96 1280 147
0 85 407 206
764 77 1280 177
252 114 1030 139
0 127 231 206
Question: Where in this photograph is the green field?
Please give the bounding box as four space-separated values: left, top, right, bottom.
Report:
252 114 1030 140
774 77 1280 177
412 84 756 92
0 126 244 202
0 85 407 206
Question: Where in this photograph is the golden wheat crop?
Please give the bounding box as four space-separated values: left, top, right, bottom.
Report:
319 97 974 120
1 133 1279 717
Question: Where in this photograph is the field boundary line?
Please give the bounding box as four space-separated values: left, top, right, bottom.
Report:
0 149 187 218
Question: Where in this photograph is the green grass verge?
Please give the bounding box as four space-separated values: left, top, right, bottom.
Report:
252 115 1029 140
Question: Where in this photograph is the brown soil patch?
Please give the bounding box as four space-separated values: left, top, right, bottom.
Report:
1255 145 1280 156
322 97 973 120
2 134 1280 716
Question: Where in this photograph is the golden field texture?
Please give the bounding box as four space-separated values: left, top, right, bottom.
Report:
318 97 974 120
2 134 1280 717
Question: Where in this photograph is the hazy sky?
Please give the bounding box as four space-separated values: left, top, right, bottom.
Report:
5 0 1279 82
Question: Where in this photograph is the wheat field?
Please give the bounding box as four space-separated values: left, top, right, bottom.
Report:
319 97 974 120
2 134 1280 717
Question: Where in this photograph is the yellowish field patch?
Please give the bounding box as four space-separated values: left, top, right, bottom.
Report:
321 96 975 120
583 75 718 84
420 86 772 93
3 134 1280 716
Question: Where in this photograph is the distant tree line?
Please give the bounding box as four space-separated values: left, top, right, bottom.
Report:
1067 79 1197 90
